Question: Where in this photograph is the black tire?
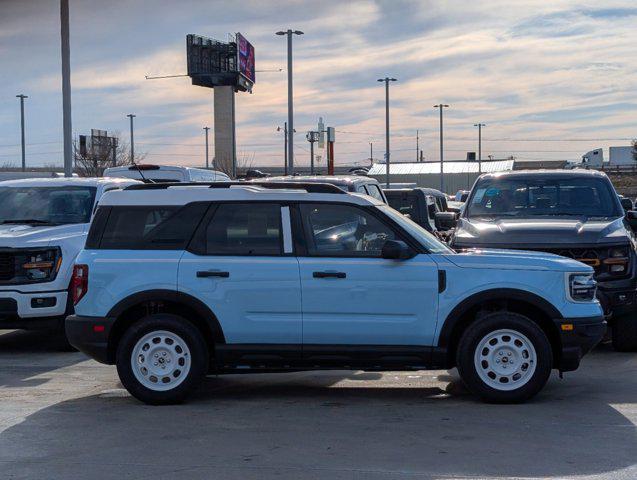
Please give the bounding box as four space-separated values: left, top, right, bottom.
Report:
116 314 208 405
456 312 552 403
611 314 637 352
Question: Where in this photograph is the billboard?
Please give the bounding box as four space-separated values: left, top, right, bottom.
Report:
236 33 255 84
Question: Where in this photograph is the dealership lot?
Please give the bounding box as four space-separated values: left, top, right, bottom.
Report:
1 329 636 480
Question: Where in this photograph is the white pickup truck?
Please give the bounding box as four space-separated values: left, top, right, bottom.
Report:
0 177 138 333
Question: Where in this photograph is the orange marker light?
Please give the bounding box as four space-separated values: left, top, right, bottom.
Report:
561 324 574 331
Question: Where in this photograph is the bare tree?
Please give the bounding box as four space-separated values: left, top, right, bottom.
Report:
216 152 255 178
73 131 145 177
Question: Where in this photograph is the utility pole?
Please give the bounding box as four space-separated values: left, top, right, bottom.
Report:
416 129 419 163
60 0 73 177
276 29 303 175
378 77 397 188
306 131 319 175
127 114 136 163
474 123 486 174
16 94 27 172
434 104 449 192
203 126 210 169
369 142 373 165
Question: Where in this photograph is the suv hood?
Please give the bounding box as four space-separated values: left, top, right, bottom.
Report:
445 248 592 272
0 223 86 248
454 216 629 248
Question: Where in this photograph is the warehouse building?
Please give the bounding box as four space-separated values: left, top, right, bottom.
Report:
367 159 515 193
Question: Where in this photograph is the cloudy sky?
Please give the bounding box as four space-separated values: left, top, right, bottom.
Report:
0 0 636 170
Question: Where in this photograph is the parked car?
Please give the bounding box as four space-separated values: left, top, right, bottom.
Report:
103 165 231 183
455 190 470 202
385 188 440 232
258 175 387 203
66 181 604 405
448 169 637 351
0 177 138 333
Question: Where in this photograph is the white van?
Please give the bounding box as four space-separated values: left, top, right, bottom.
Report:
103 165 231 183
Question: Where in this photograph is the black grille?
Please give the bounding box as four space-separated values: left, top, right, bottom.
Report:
0 253 15 281
526 247 603 274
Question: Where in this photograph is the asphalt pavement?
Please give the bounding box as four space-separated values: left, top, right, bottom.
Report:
1 329 636 480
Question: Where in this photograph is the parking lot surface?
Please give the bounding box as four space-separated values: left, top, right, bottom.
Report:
1 329 636 480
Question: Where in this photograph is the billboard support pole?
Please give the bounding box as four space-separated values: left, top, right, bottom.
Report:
60 0 73 177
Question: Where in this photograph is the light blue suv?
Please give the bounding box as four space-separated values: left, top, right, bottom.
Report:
66 182 605 405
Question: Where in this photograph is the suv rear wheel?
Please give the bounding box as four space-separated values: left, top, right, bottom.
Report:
116 314 208 405
456 312 552 403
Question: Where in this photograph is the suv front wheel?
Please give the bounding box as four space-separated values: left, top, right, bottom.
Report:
116 314 208 405
456 312 552 403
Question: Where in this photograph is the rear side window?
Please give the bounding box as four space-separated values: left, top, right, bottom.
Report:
96 202 208 250
204 203 282 256
387 194 420 219
366 184 385 202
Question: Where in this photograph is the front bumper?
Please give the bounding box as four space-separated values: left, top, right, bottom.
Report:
65 314 115 364
0 289 69 329
554 316 606 372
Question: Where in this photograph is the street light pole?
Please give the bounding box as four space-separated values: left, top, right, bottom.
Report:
60 0 73 177
378 77 397 189
434 104 449 192
276 29 303 175
16 94 28 172
277 123 288 175
127 114 136 163
474 123 486 174
203 126 210 169
416 129 419 163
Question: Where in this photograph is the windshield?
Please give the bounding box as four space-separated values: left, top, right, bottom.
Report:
0 186 97 225
466 176 621 219
380 205 454 254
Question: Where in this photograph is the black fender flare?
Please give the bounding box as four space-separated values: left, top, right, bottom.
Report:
437 288 562 347
106 289 226 344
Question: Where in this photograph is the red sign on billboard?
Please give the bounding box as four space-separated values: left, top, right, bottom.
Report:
236 33 255 84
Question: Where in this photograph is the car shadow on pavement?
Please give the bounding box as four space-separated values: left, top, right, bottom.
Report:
0 329 85 389
1 347 637 480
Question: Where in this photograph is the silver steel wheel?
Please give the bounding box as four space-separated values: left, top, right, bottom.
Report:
474 329 537 391
131 330 192 392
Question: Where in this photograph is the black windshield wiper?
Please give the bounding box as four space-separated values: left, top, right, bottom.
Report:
0 219 58 226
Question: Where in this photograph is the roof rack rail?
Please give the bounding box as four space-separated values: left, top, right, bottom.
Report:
123 181 346 194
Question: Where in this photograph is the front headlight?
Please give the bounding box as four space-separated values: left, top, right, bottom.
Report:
567 272 597 302
18 248 62 282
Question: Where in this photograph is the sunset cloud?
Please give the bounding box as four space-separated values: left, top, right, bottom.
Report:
0 0 636 169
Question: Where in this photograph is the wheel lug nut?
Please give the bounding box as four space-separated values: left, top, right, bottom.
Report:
507 352 511 356
154 354 158 358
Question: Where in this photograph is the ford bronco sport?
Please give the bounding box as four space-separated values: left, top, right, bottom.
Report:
66 182 604 404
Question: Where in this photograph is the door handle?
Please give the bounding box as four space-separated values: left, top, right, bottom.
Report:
197 270 230 278
313 271 346 279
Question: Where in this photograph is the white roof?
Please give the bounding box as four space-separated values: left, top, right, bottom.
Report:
0 177 139 188
99 185 383 207
104 165 226 173
368 160 514 175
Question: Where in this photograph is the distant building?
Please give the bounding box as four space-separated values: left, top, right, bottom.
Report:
367 159 515 193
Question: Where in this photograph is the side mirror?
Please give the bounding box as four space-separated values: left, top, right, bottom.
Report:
381 240 414 260
626 210 637 229
435 211 458 231
620 198 634 211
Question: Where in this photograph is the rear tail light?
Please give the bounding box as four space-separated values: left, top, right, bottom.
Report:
71 264 88 305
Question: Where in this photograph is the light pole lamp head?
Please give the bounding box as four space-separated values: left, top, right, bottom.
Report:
474 123 486 127
16 94 28 99
434 104 449 108
293 30 304 35
275 31 286 36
